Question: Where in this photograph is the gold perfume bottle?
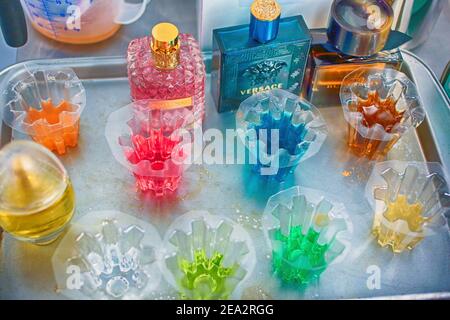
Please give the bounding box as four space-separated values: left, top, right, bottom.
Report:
302 0 409 107
0 141 75 245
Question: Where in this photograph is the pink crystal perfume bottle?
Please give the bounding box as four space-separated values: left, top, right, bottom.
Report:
127 22 206 123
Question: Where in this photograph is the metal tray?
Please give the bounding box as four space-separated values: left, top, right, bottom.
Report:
0 51 449 300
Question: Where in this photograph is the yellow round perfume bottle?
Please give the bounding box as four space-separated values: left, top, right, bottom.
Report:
0 141 75 245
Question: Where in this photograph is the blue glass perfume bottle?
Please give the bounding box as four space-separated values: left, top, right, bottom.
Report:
212 0 311 113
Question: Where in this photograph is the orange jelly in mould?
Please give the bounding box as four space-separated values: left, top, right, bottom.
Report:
347 91 405 159
25 99 80 155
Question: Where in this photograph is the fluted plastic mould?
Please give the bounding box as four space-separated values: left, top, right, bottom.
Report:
236 89 327 181
365 161 450 253
52 211 163 299
340 67 425 160
162 210 256 300
105 101 197 196
3 64 86 155
263 186 352 286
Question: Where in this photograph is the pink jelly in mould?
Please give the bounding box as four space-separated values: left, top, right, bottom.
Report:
124 130 185 196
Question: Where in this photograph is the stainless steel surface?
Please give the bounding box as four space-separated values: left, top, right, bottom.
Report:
365 292 450 300
411 4 450 77
401 0 448 50
0 52 449 299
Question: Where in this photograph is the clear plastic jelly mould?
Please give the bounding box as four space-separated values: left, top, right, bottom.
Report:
340 67 425 160
105 101 197 196
365 161 450 253
263 186 352 287
52 211 163 300
161 210 256 300
236 89 327 181
3 64 86 155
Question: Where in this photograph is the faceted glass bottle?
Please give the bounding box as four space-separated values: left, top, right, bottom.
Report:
127 23 206 122
212 0 311 113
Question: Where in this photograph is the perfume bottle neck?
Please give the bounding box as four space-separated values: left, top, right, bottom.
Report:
151 46 180 70
249 0 281 44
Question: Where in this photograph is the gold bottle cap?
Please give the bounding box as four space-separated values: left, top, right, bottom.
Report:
250 0 281 22
151 22 181 69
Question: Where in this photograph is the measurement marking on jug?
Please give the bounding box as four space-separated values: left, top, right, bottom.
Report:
42 0 58 38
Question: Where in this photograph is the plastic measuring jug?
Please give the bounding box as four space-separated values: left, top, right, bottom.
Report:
18 0 151 44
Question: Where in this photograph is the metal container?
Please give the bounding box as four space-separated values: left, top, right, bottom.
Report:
0 52 449 299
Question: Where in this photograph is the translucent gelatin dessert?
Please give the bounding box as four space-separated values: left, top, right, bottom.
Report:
236 89 327 181
0 141 75 245
263 186 351 286
105 101 195 196
162 211 256 300
127 22 206 124
340 67 425 160
3 65 86 155
365 161 450 253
